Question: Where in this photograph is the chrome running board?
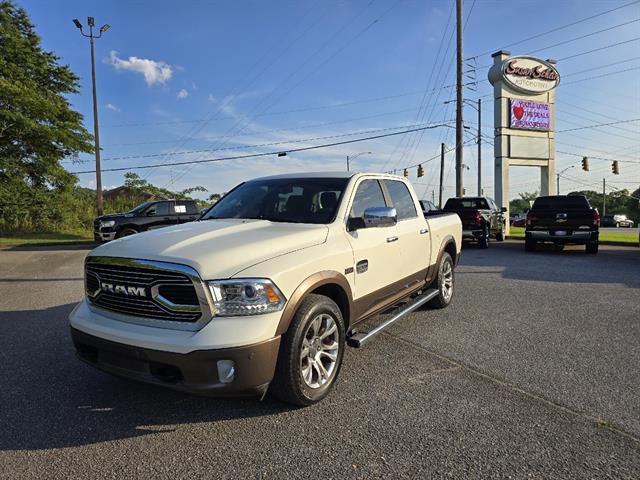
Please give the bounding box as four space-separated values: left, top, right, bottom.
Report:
346 288 438 348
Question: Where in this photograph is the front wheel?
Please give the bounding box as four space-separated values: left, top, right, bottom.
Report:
496 231 505 242
270 294 345 406
116 227 138 238
428 252 454 309
586 241 599 254
525 238 536 252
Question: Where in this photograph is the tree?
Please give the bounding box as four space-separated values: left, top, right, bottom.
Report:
0 1 93 232
510 190 539 213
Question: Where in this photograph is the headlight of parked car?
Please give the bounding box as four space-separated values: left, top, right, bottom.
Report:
207 279 286 316
100 220 116 228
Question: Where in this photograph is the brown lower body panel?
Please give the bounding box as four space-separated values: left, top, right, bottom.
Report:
71 328 280 397
352 267 431 324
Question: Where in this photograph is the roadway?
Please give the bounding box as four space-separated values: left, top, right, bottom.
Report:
1 241 638 478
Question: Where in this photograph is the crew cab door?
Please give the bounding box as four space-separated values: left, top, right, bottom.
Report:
143 201 174 230
345 179 403 299
383 180 430 280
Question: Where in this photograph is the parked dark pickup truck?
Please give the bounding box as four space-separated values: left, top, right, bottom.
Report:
443 196 506 248
525 195 599 253
94 200 200 242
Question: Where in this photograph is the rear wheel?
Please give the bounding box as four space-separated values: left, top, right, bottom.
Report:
116 227 138 238
586 241 599 254
496 231 505 242
525 238 536 252
616 222 620 228
270 294 345 406
478 227 489 249
428 252 454 309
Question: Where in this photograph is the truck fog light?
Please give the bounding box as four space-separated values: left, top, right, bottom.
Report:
217 360 235 384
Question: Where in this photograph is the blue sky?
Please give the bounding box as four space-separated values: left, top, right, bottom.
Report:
20 0 640 200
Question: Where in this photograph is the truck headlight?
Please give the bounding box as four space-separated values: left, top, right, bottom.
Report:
207 279 285 316
100 220 116 228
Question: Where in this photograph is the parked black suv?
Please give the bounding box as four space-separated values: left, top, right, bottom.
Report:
94 200 200 242
443 196 506 248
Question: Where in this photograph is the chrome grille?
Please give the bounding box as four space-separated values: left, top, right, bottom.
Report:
85 259 205 323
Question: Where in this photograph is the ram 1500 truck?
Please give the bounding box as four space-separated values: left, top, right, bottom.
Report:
70 172 462 406
443 196 505 248
94 199 200 242
525 195 600 253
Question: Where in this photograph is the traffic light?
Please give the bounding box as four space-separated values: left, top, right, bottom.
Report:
417 164 424 177
581 157 589 171
403 168 408 178
612 160 619 175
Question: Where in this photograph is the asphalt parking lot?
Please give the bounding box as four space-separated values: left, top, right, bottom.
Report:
1 241 639 479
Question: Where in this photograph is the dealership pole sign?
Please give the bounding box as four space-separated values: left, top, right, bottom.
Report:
501 56 560 94
488 50 560 233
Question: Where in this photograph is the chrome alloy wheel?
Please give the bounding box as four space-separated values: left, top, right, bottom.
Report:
300 313 339 389
441 259 454 302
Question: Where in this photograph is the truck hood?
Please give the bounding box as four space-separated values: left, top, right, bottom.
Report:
89 219 329 279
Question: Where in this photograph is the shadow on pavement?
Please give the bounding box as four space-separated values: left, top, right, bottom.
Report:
458 241 640 288
3 242 96 252
0 303 293 451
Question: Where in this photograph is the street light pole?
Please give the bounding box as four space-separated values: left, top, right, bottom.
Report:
73 17 110 216
347 151 372 171
455 0 464 197
556 165 575 195
477 98 481 196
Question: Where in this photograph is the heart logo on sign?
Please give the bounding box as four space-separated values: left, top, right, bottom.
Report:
513 106 524 120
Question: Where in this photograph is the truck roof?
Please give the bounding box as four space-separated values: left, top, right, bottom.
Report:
252 171 406 181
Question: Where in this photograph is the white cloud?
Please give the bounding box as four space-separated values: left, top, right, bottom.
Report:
208 93 216 103
105 103 120 112
108 51 173 86
177 89 189 99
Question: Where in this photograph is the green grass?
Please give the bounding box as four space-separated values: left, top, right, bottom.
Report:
0 231 94 246
508 226 637 244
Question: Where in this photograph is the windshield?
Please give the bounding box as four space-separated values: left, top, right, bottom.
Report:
201 177 349 224
444 198 489 210
532 196 590 209
128 201 152 214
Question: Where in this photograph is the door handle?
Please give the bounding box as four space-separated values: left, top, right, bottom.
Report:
386 236 398 243
419 228 428 234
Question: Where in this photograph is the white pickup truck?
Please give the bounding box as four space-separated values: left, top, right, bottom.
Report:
70 172 462 405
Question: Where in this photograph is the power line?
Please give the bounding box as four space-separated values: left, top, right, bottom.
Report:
558 37 640 62
70 123 456 175
557 118 640 133
471 0 640 57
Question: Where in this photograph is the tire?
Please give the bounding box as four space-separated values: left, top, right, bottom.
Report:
525 238 536 252
427 252 454 309
616 222 620 228
116 227 138 238
586 241 599 254
496 231 505 242
478 228 489 249
270 294 345 406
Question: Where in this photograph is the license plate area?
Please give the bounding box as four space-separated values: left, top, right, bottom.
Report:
554 230 567 236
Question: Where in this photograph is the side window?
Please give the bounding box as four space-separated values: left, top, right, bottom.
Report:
173 201 197 214
384 180 417 220
152 202 169 216
350 180 386 218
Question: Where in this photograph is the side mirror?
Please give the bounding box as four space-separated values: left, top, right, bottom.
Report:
501 207 507 213
363 207 397 228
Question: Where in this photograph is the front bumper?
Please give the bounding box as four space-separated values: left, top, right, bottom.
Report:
94 230 116 242
71 327 280 396
526 230 598 244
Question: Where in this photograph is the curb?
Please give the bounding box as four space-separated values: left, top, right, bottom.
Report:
506 236 638 247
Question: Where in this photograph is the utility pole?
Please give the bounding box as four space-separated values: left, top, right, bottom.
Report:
477 98 481 196
347 151 371 172
602 178 606 216
455 0 464 197
439 143 445 208
73 17 110 216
